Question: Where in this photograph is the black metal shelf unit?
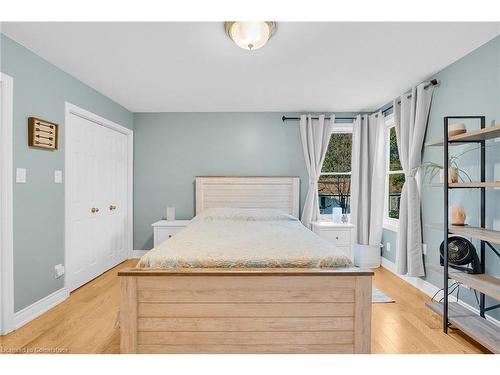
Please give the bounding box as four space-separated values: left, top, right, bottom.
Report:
442 115 486 333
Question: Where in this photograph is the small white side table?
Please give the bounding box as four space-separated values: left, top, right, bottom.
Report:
152 220 191 247
311 221 355 260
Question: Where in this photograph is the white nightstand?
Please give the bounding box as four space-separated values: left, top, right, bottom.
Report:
152 220 191 247
311 221 355 260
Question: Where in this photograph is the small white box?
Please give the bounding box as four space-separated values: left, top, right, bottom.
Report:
353 243 381 268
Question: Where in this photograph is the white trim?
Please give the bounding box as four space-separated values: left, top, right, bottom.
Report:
331 122 354 133
381 257 439 297
64 103 134 293
66 103 133 136
383 114 403 227
132 250 149 258
383 219 399 232
0 72 14 335
14 288 69 330
381 257 500 328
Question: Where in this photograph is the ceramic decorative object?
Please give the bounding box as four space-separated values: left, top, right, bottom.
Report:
448 123 466 137
166 207 176 221
450 204 466 226
439 167 459 183
341 214 349 224
332 207 342 223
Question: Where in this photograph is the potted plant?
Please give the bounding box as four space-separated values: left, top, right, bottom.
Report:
422 155 472 184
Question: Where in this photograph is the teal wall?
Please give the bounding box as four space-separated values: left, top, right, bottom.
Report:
1 34 133 312
133 112 359 250
382 35 500 320
133 112 307 250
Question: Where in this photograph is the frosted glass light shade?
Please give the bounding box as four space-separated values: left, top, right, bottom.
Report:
225 22 276 50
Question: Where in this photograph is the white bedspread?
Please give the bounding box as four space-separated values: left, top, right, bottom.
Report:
138 208 353 269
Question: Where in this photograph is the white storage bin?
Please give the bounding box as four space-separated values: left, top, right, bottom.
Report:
353 243 381 268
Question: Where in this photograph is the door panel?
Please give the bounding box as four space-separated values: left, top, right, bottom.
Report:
111 129 128 264
67 114 96 289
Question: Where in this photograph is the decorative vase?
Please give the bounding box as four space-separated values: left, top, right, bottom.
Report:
332 207 342 223
341 214 349 224
450 204 466 226
166 207 175 221
439 167 459 184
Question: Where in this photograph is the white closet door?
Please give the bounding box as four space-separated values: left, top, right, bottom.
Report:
100 125 128 270
66 114 97 291
66 112 128 292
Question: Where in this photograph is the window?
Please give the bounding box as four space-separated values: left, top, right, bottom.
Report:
384 114 404 228
319 125 353 216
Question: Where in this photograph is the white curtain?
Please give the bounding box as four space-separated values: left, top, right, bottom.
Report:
350 112 386 251
299 114 334 228
394 82 435 277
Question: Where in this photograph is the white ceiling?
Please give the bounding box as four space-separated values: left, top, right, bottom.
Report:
2 22 499 112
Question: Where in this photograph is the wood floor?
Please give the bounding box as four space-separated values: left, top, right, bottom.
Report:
0 259 490 354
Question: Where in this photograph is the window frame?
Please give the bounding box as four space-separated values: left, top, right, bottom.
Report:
383 114 404 231
318 123 353 221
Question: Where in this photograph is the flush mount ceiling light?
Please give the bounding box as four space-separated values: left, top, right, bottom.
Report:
224 21 277 50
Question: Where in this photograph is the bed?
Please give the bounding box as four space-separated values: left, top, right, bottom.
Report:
119 177 373 354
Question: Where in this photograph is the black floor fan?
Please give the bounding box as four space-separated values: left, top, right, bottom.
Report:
440 236 482 274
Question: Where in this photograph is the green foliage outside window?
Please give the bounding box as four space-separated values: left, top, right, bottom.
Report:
322 133 352 173
388 127 404 219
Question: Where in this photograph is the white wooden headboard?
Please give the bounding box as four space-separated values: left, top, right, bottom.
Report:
195 177 300 218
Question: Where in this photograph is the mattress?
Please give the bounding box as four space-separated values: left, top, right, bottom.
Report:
137 208 353 269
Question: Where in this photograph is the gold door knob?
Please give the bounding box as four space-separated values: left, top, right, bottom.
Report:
109 205 117 211
95 208 99 213
91 207 96 213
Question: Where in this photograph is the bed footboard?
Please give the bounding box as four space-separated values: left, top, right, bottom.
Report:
119 268 373 354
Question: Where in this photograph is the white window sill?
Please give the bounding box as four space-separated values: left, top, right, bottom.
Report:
383 219 399 233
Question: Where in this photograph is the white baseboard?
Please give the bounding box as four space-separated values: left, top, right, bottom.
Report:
381 257 439 297
14 287 69 330
380 257 500 328
131 250 149 258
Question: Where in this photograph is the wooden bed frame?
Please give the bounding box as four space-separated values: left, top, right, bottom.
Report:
119 177 373 354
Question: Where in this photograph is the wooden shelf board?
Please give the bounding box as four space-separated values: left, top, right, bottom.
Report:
449 272 500 302
426 302 500 353
427 182 500 189
425 223 500 244
426 124 500 146
424 263 500 301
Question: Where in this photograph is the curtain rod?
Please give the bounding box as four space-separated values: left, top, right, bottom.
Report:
282 79 439 123
282 115 356 122
382 79 439 113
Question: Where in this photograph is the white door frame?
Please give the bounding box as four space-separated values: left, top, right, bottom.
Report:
64 102 133 292
0 72 14 335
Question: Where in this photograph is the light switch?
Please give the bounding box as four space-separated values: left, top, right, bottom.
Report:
16 168 26 183
55 170 63 184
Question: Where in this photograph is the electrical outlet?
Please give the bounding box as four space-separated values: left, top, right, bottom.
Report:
422 243 427 255
385 242 391 252
54 264 65 279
